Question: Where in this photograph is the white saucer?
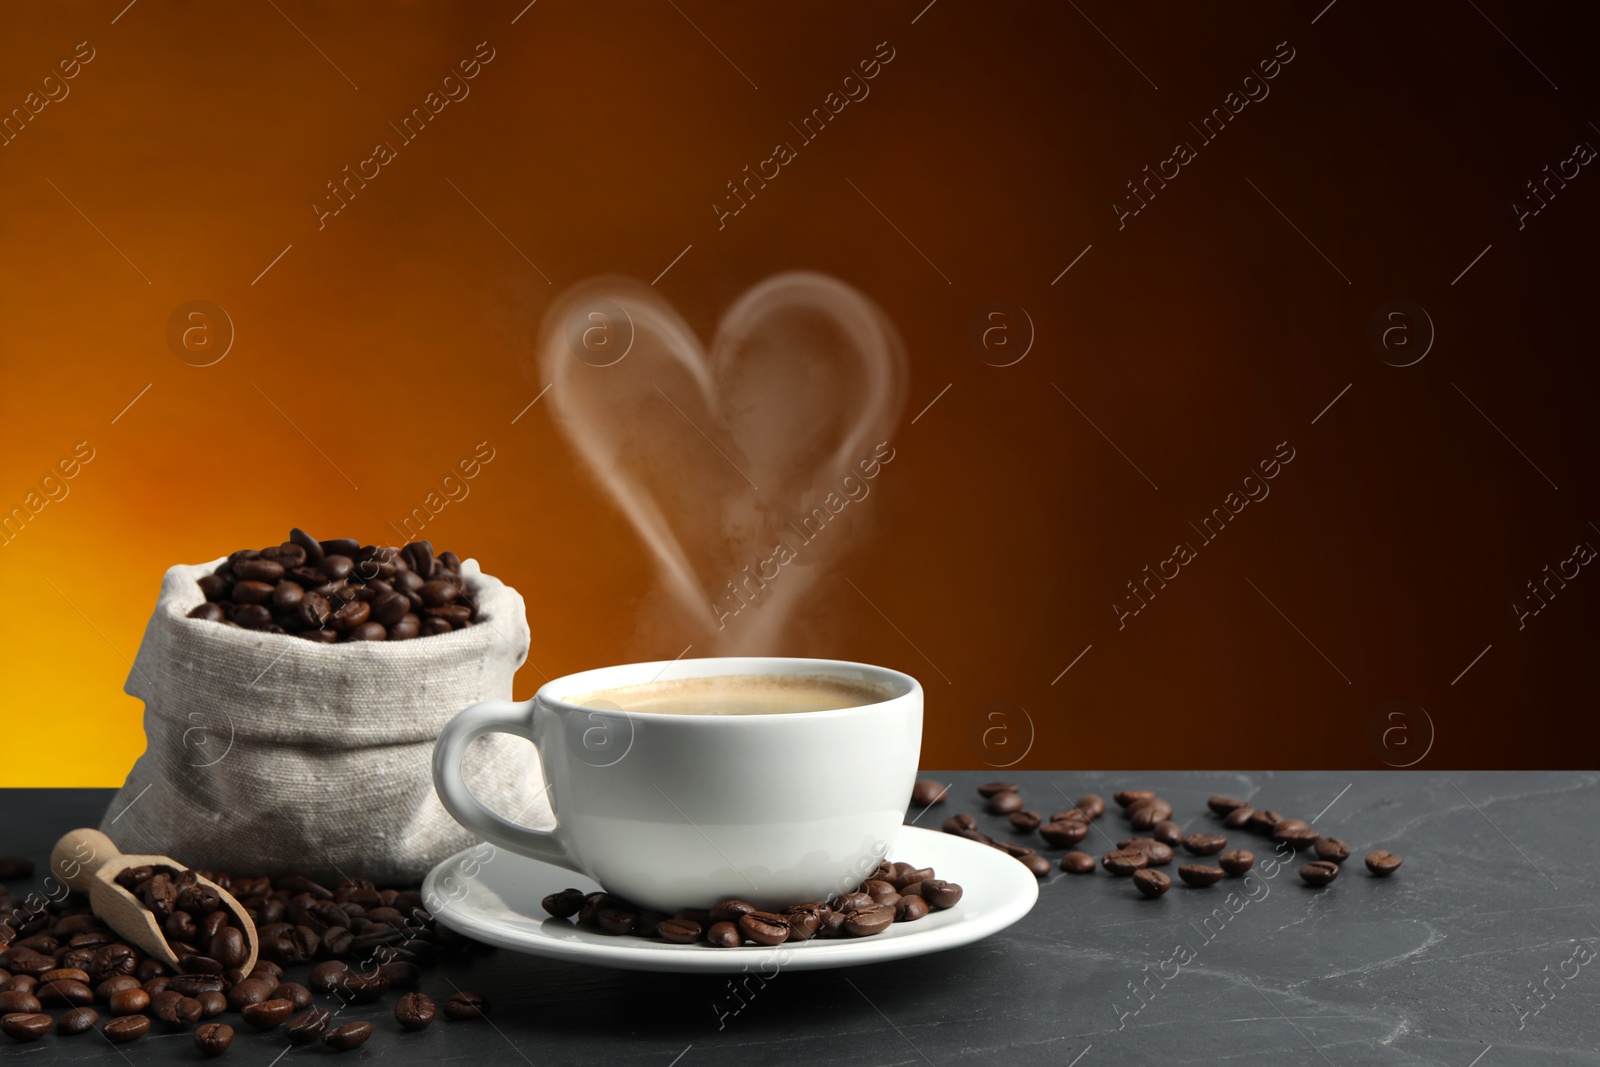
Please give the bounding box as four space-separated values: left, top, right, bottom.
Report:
421 825 1039 973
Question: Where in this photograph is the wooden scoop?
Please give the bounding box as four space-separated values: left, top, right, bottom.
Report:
50 828 258 975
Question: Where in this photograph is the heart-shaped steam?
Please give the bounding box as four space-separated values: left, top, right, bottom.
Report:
539 272 907 653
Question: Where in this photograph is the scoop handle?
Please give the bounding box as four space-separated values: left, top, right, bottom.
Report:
52 828 120 892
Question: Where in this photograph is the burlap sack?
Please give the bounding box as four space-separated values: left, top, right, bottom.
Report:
100 557 549 884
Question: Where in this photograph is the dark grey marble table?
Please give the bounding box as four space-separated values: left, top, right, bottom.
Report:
2 772 1595 1065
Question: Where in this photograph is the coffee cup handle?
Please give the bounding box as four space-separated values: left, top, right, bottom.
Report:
432 699 578 874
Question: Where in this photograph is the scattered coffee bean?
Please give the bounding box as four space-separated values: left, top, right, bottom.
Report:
1129 800 1174 829
1182 833 1227 856
1118 838 1173 866
194 1022 234 1057
285 1008 332 1044
395 992 437 1031
36 977 94 1006
58 1006 99 1035
196 990 227 1018
1114 790 1155 808
2 1012 53 1042
1246 809 1283 833
1177 865 1226 887
1152 820 1183 847
942 813 979 834
1365 850 1403 876
1102 849 1148 876
1019 853 1052 878
910 780 948 806
1208 796 1248 814
274 981 312 1010
445 991 489 1020
1061 851 1096 874
987 791 1025 815
0 991 39 1014
1224 807 1256 830
103 1014 151 1043
977 782 1018 798
1272 818 1320 849
1299 860 1340 887
324 1020 374 1049
1133 870 1171 898
1076 794 1106 820
242 997 295 1030
109 987 150 1015
307 961 349 994
1038 820 1088 847
1315 837 1351 863
1219 849 1255 876
1009 810 1043 832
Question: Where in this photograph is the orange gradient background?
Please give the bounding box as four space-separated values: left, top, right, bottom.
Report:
2 1 1596 786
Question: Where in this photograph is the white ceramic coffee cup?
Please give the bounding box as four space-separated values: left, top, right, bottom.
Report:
432 656 923 912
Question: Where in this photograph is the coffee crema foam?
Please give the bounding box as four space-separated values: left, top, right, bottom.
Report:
567 673 890 716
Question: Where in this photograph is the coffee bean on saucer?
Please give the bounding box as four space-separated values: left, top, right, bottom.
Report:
844 904 895 937
942 813 978 835
1038 820 1088 847
920 880 963 909
1061 851 1096 873
977 782 1018 798
285 1008 332 1044
324 1020 373 1049
1009 811 1043 832
1208 796 1248 814
194 1022 234 1057
891 866 934 890
1133 870 1170 898
103 1014 150 1042
1315 837 1352 863
597 907 637 935
1272 819 1320 849
1019 853 1051 878
1178 865 1225 887
1152 821 1183 847
542 888 585 919
58 1007 99 1035
896 895 930 921
1102 849 1148 876
1246 809 1283 833
657 919 702 944
1365 850 1403 876
705 922 742 948
1076 794 1106 820
987 791 1025 815
738 912 791 946
1224 807 1256 830
1183 833 1227 856
1113 790 1154 809
910 780 948 806
445 992 489 1020
1300 860 1340 887
1219 850 1255 876
2 1013 53 1041
710 900 757 923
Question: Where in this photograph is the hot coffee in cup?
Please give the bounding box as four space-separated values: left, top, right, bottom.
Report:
432 657 922 912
